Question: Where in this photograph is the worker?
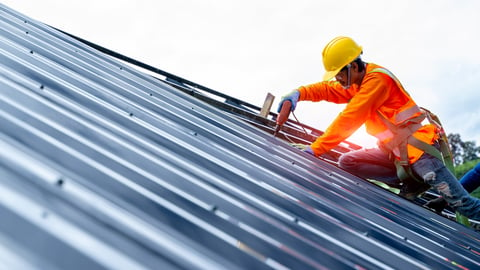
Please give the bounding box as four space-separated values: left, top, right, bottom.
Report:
425 162 480 213
277 36 480 220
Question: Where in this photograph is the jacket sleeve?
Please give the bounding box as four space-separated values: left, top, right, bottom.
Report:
309 73 394 156
297 81 356 103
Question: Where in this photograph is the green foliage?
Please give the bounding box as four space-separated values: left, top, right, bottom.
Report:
448 133 480 166
454 159 480 178
454 159 480 199
472 188 480 199
448 133 463 165
463 141 480 163
448 133 480 198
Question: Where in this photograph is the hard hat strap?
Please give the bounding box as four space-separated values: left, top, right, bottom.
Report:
342 64 352 89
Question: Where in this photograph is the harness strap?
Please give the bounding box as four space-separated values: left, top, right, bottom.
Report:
407 136 443 161
393 139 421 183
377 110 445 183
379 114 425 152
422 108 455 173
395 160 421 183
369 68 449 183
370 68 466 225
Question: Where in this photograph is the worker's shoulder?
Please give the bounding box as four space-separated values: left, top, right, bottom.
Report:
365 63 397 83
366 63 389 74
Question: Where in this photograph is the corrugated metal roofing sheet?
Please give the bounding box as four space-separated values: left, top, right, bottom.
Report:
0 3 479 270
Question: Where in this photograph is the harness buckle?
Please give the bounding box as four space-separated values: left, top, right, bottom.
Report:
398 160 409 166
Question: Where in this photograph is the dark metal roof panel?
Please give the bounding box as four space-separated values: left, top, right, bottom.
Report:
0 3 479 270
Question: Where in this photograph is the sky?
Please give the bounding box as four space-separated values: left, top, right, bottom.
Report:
3 0 480 148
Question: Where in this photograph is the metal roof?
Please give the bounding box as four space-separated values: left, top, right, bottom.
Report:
0 3 479 270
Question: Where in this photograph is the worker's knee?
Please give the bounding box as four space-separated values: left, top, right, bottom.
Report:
338 153 355 170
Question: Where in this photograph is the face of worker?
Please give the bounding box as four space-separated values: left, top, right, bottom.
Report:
335 62 363 88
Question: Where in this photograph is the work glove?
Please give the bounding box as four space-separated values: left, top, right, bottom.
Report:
290 143 309 150
291 143 316 156
277 90 300 113
303 146 316 156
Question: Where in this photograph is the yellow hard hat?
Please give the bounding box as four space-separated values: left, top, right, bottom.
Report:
322 36 363 81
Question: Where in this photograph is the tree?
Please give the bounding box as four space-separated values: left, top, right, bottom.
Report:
448 133 480 166
448 133 463 165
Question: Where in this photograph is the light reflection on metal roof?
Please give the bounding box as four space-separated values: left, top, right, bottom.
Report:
0 3 479 270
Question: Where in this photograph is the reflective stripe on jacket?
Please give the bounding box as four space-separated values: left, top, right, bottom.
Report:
297 63 438 163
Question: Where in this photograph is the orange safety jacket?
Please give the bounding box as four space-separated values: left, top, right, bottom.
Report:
297 63 438 164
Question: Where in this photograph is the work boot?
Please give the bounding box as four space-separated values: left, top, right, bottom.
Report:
398 179 431 200
423 197 447 214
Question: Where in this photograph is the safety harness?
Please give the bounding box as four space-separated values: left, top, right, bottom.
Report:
369 68 455 182
368 67 469 225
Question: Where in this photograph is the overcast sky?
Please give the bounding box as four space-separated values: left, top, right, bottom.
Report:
3 0 480 148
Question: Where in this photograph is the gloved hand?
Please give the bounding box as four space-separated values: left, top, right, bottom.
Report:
290 143 316 156
303 146 316 156
290 143 308 150
277 90 300 113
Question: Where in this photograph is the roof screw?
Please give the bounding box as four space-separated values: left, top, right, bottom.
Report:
129 112 133 117
56 178 64 187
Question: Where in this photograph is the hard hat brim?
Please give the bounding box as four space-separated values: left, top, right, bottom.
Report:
323 67 342 81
